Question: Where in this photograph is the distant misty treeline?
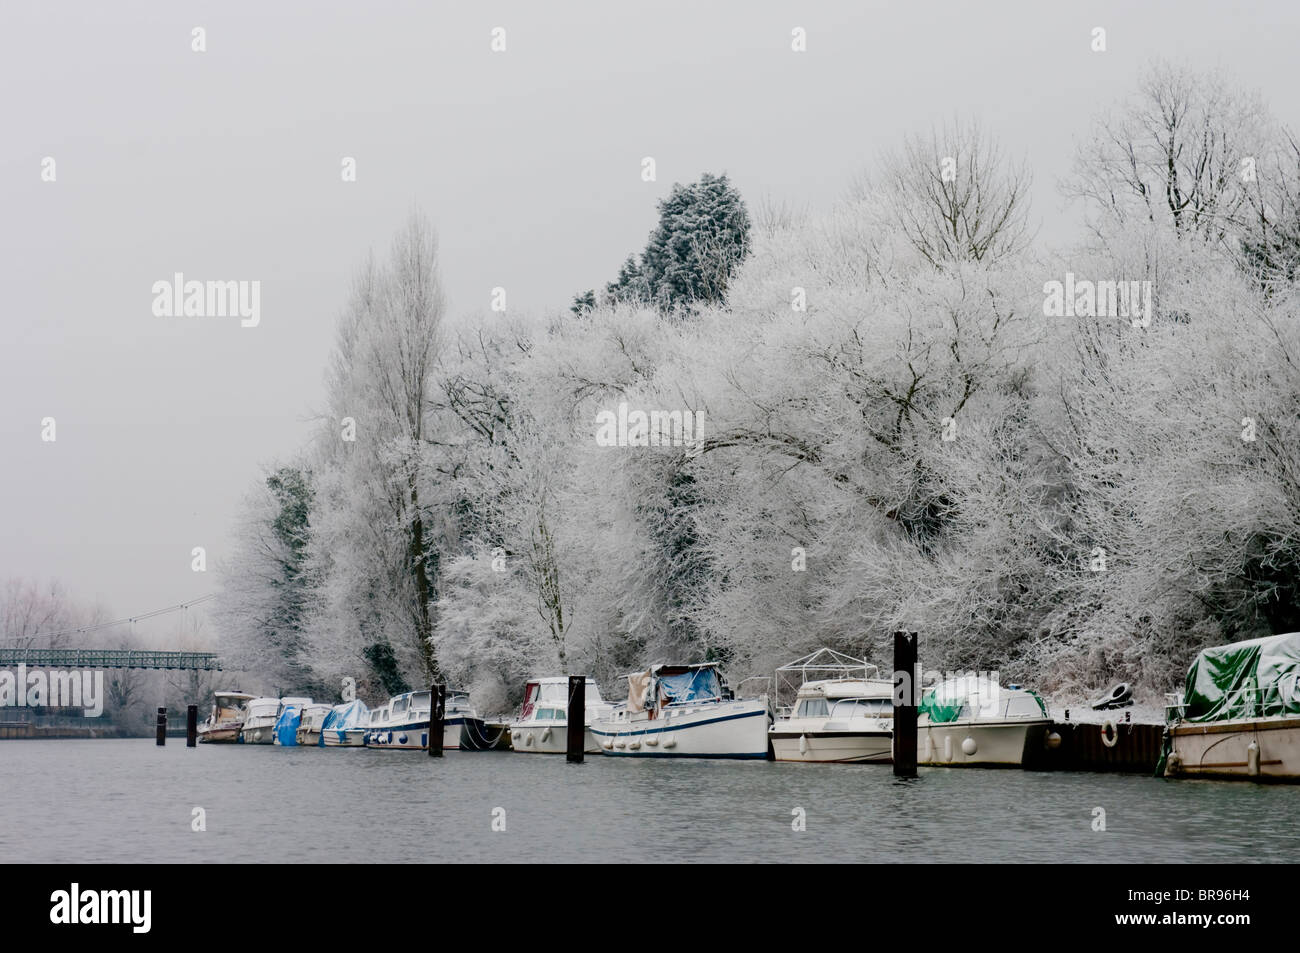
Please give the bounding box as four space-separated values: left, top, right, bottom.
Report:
215 62 1300 709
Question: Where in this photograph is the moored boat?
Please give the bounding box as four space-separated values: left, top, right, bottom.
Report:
770 678 895 763
1162 632 1300 781
295 703 333 746
273 697 314 746
238 697 281 744
320 699 370 747
509 677 612 754
917 676 1050 766
590 663 771 759
364 689 484 750
197 690 255 744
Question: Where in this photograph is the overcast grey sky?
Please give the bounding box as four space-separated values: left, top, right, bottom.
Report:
2 0 1297 645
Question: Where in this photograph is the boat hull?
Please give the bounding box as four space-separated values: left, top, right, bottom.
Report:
239 722 276 745
770 729 891 763
510 722 602 754
197 724 242 744
296 727 322 746
322 728 367 747
365 717 466 750
1166 716 1300 780
919 720 1049 766
592 700 770 759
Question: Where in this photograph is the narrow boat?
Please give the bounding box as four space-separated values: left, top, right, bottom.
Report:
238 697 282 744
197 690 255 744
1162 632 1300 781
320 699 370 747
770 678 895 763
590 663 771 759
509 677 612 754
917 676 1050 766
364 689 484 750
295 703 333 746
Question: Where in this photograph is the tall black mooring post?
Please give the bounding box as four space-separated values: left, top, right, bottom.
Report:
893 630 918 777
428 684 445 758
566 675 586 763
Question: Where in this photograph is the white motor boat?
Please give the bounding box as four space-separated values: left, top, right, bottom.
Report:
364 689 484 750
510 677 612 754
590 663 771 759
295 703 333 746
238 697 281 745
917 676 1051 766
197 690 254 744
770 678 895 763
1164 632 1300 781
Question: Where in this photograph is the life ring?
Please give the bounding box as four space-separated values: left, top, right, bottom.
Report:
1100 720 1118 747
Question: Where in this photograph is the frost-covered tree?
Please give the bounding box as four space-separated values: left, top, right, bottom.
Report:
579 172 752 314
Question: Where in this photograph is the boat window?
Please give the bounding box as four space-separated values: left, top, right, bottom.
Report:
797 698 829 718
412 692 431 709
830 698 892 718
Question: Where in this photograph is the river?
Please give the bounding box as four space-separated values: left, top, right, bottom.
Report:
3 739 1296 863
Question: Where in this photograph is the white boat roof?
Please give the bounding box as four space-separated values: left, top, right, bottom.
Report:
280 696 313 705
797 678 894 700
213 691 255 701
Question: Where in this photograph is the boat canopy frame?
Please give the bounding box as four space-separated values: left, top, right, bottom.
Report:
774 647 879 711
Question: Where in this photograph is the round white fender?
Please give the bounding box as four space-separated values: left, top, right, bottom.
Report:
798 734 808 756
645 735 658 746
615 739 626 749
1100 720 1118 748
663 735 676 749
1045 731 1062 750
961 736 977 756
943 735 953 762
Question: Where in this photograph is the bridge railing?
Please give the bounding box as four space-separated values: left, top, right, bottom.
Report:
0 648 223 671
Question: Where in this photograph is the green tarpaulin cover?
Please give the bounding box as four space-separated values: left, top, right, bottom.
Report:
1182 632 1300 723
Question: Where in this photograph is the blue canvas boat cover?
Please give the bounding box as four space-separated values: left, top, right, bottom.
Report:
658 667 722 703
321 699 369 731
274 705 303 745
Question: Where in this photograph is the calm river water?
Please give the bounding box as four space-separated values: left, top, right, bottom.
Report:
4 739 1297 863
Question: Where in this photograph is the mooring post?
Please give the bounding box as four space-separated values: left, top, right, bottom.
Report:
428 684 445 758
566 675 586 764
155 707 167 746
893 630 918 777
186 704 198 747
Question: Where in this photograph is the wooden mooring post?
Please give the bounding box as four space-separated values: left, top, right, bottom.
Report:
155 707 167 746
186 704 198 747
428 684 445 758
893 631 918 777
566 675 586 763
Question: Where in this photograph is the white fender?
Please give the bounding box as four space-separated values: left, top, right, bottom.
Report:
540 727 551 743
1247 740 1261 776
601 738 613 750
798 734 808 756
922 734 932 762
961 736 977 756
663 735 676 749
525 732 534 747
628 739 641 750
943 735 953 762
645 736 659 746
